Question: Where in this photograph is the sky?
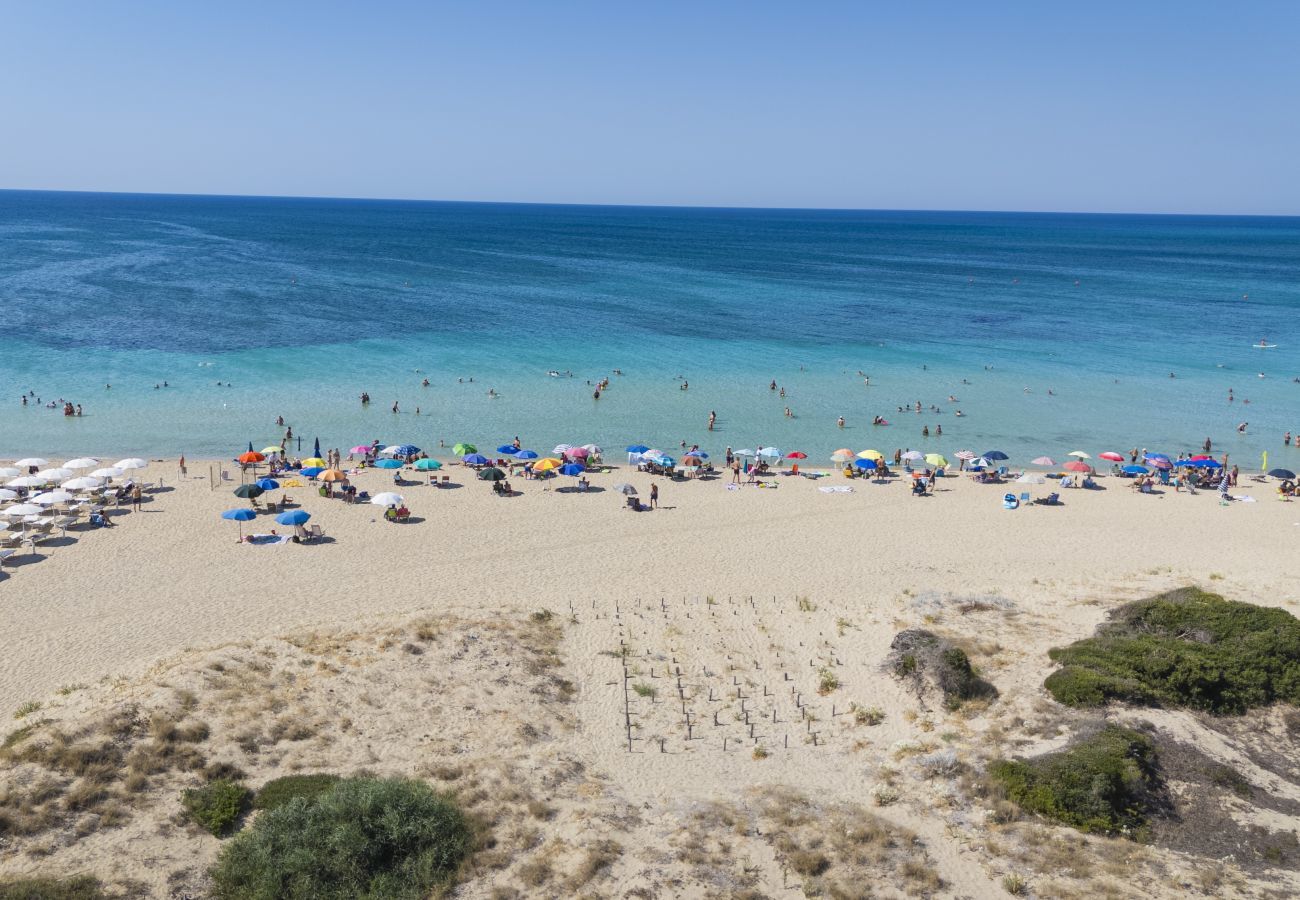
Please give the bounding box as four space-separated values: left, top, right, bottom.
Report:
1 2 1297 214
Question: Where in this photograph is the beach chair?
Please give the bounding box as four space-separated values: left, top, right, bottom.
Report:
911 481 927 497
1019 492 1030 505
1034 492 1061 506
307 524 324 540
0 548 15 567
441 475 450 486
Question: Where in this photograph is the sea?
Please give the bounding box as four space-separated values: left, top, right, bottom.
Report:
1 190 1297 468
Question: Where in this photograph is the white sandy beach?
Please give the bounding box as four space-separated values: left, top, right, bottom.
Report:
2 457 1299 897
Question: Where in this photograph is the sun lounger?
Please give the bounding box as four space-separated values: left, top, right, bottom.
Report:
0 548 15 566
1033 492 1061 505
307 524 324 540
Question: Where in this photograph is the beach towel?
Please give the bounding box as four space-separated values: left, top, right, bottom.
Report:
818 486 853 493
1231 495 1257 503
725 483 739 491
247 533 290 545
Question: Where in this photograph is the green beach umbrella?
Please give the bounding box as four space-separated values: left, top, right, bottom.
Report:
478 467 506 481
452 443 476 456
414 458 442 471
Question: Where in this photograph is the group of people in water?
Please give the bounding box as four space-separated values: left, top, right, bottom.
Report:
18 391 83 416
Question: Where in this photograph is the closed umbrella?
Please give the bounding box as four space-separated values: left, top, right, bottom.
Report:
370 492 404 507
221 507 257 540
314 437 322 459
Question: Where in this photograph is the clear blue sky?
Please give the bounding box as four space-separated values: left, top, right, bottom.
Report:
2 2 1297 214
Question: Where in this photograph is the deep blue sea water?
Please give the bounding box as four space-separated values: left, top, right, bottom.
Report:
2 190 1298 468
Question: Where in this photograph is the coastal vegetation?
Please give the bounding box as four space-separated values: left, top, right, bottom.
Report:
253 773 341 811
1044 588 1300 714
988 725 1163 837
210 777 470 899
888 629 997 709
182 778 249 837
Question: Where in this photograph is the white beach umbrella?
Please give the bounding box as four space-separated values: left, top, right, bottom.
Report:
900 450 925 462
63 457 99 470
370 492 404 507
4 503 43 517
1016 473 1047 484
114 458 147 470
7 476 48 488
13 458 48 468
581 444 602 455
378 445 401 456
1067 450 1091 459
0 489 17 502
0 467 20 478
32 490 75 505
91 467 124 479
62 476 104 491
735 448 756 457
756 447 782 459
553 444 573 455
36 468 74 482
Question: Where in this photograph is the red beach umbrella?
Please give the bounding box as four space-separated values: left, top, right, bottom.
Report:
1063 460 1091 472
784 451 807 459
1098 451 1124 462
238 451 265 464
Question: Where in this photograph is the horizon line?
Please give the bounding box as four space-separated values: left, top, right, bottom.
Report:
1 186 1297 220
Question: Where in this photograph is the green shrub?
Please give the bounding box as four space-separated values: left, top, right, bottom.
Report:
211 776 470 899
888 630 997 709
183 778 249 837
988 725 1161 837
254 773 341 811
0 876 104 899
1045 588 1300 714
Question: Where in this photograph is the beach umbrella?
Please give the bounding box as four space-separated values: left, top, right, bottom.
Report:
1067 451 1091 459
115 458 147 471
981 450 1009 461
497 444 519 454
830 450 854 463
370 492 404 507
967 458 991 470
35 468 74 482
1147 458 1172 470
626 444 649 454
462 453 489 466
256 478 281 490
299 467 325 479
7 476 48 488
1198 460 1222 469
301 457 327 467
414 458 442 471
4 503 42 517
313 437 322 458
533 458 561 472
853 458 878 470
735 449 756 457
953 450 976 460
553 444 573 455
372 459 402 470
1269 468 1296 480
784 451 807 459
899 451 923 462
1099 451 1125 462
32 490 74 505
238 451 265 465
478 467 507 481
925 454 948 468
384 444 421 457
350 445 373 455
221 507 256 540
63 457 99 470
514 449 538 460
1121 465 1149 475
757 447 782 459
558 463 586 476
581 444 603 456
13 458 48 468
681 455 704 466
91 467 123 479
260 446 283 455
452 443 476 456
1016 473 1046 484
1031 456 1056 466
859 449 886 460
233 484 264 499
320 469 347 482
0 467 19 478
566 447 590 459
1144 453 1170 461
1063 461 1090 473
612 483 637 495
275 509 311 526
0 489 16 502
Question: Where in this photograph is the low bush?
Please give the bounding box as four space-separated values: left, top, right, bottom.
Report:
254 773 341 811
988 725 1162 837
211 776 470 899
183 779 249 837
0 876 104 899
1045 588 1300 714
887 630 997 709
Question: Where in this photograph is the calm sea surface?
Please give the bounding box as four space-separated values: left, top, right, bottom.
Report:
1 190 1297 467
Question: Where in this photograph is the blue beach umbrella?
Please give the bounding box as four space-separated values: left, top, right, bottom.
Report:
275 509 311 526
313 437 321 458
980 450 1009 461
463 453 489 466
256 478 280 490
1199 459 1222 469
373 459 403 470
1144 453 1170 461
853 458 878 470
1121 465 1149 475
221 507 256 540
388 444 420 456
626 444 649 453
497 444 518 454
559 463 586 476
414 458 442 471
1268 468 1296 480
299 467 325 477
514 449 538 460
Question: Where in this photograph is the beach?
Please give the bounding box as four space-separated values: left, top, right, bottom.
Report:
3 454 1299 896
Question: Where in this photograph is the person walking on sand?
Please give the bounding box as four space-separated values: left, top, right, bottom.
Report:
731 459 741 483
178 455 187 477
650 483 659 508
130 484 142 511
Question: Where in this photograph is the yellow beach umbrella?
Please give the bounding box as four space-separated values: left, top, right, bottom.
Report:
302 457 327 467
856 449 884 460
925 454 948 468
260 446 284 455
320 469 347 482
533 458 562 471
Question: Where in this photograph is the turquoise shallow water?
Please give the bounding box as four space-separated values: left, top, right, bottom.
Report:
1 190 1298 467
